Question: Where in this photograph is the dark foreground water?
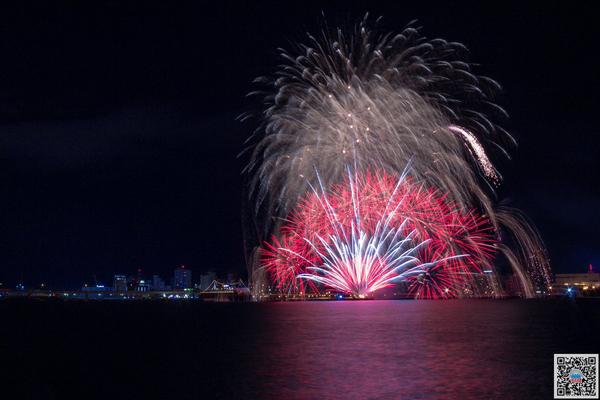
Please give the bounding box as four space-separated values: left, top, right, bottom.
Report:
1 299 599 399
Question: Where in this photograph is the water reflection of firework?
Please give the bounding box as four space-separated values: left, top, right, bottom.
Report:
243 16 551 298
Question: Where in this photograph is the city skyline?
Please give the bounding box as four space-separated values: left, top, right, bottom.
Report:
0 265 235 291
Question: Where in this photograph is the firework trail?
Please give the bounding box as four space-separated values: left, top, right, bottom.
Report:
242 15 551 298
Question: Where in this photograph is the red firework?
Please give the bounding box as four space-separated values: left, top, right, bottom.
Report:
261 170 497 299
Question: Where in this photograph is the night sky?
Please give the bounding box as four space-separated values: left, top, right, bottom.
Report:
0 2 597 288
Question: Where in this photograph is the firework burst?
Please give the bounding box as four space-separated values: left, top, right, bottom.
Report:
262 169 497 299
243 16 551 298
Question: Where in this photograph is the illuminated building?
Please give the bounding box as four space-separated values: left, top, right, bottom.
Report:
113 275 127 292
152 275 165 291
136 280 150 292
173 265 192 289
198 271 216 291
127 269 144 291
555 272 600 287
554 267 600 293
82 284 110 292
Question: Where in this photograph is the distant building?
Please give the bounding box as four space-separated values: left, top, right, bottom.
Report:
551 264 599 296
113 275 127 292
127 269 144 291
554 272 600 290
173 265 192 289
198 271 217 291
82 284 111 292
136 279 150 292
152 275 166 291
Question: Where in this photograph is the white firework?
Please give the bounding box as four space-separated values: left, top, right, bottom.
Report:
242 15 551 296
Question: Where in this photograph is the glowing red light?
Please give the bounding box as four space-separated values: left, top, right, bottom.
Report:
261 170 496 299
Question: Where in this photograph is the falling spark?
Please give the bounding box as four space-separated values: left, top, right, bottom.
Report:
448 125 501 185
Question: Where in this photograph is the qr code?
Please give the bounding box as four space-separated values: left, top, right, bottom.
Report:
555 354 599 398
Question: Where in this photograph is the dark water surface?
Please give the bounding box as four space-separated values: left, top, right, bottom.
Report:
2 299 599 399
